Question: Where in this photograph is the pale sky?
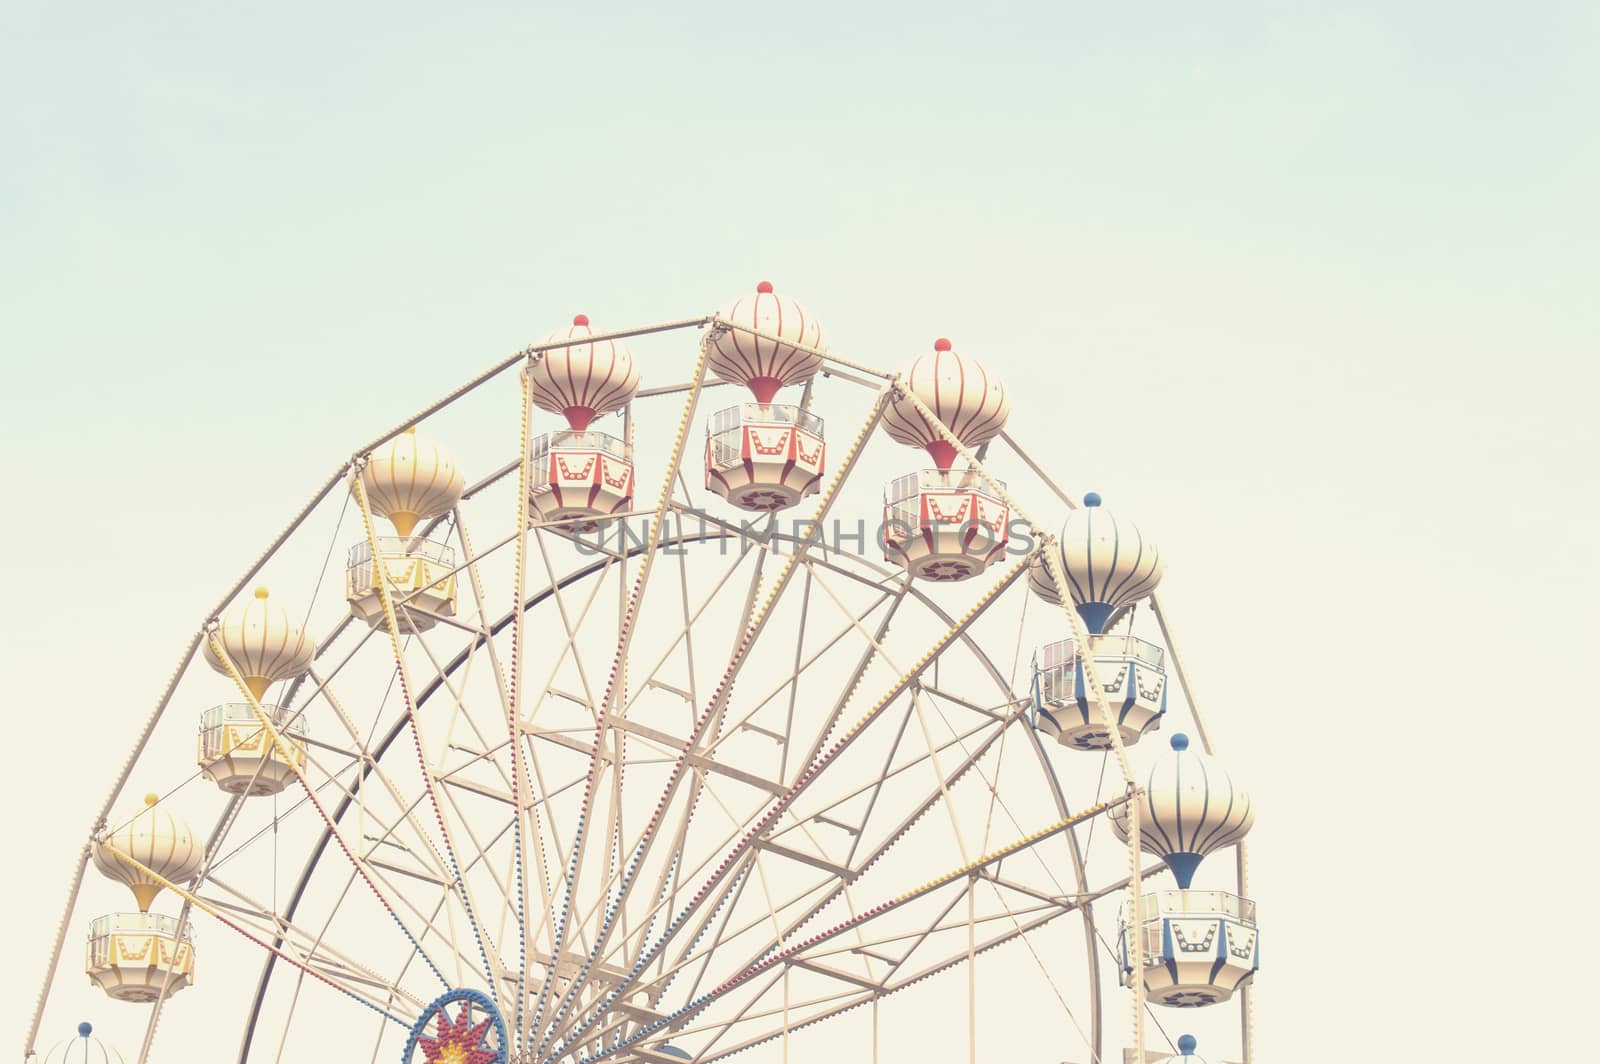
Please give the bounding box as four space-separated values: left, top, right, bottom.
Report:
3 2 1597 1062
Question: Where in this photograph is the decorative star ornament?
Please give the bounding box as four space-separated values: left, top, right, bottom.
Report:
414 1003 500 1064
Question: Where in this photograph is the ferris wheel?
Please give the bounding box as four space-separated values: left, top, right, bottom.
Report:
23 284 1262 1064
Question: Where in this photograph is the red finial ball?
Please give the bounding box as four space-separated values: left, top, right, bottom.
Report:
933 338 952 352
756 281 774 294
573 313 590 327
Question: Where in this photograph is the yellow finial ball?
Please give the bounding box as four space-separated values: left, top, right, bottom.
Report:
254 587 269 600
143 792 159 808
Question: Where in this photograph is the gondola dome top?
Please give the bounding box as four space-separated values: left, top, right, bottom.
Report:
1156 1034 1205 1063
358 427 465 537
1108 734 1254 887
529 313 641 429
881 338 1010 469
1028 491 1163 630
91 793 204 912
201 587 315 700
42 1021 124 1064
707 280 825 402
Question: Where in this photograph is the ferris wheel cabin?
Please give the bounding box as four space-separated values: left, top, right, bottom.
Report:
523 314 641 534
1033 634 1167 750
1027 494 1168 746
346 536 460 633
196 702 307 796
878 338 1012 582
1120 888 1259 1008
197 587 316 795
882 467 1010 581
1111 735 1259 1010
346 429 466 632
703 280 828 515
704 401 825 511
528 428 635 532
87 793 204 1003
85 911 196 1003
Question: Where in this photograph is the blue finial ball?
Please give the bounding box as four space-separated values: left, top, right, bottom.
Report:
1083 492 1102 507
1178 1034 1197 1054
78 1022 93 1037
1170 733 1189 752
